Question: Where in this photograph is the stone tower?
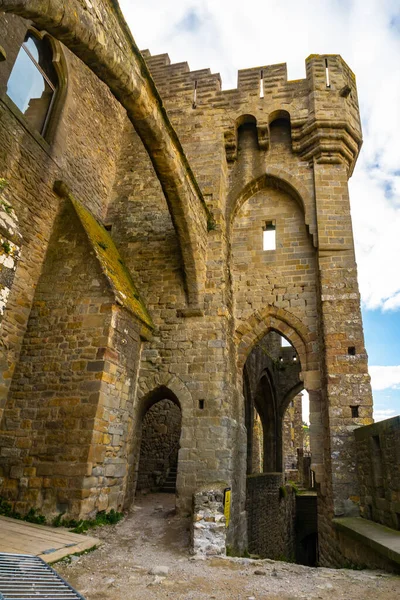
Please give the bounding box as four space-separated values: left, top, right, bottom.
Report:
0 1 373 567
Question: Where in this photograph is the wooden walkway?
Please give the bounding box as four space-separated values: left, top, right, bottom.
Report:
0 516 101 563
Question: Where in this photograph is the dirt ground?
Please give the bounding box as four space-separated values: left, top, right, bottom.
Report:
56 493 400 600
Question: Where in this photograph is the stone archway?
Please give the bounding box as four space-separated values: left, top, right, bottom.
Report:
236 306 323 484
124 373 195 514
136 394 182 495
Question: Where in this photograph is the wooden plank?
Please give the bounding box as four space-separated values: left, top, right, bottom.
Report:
39 538 100 564
0 520 83 545
0 515 101 563
0 516 87 541
0 532 59 552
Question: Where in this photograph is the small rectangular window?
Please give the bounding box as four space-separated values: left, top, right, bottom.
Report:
348 346 356 356
263 221 276 251
351 406 359 418
199 399 205 410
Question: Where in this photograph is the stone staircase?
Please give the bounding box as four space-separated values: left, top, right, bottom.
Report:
160 464 177 493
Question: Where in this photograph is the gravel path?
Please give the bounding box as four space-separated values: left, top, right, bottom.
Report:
56 494 400 600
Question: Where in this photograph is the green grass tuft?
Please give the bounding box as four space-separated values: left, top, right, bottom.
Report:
52 508 123 533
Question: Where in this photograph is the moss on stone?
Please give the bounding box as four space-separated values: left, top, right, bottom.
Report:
69 196 154 332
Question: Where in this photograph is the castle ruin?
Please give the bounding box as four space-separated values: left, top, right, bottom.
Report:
0 0 398 572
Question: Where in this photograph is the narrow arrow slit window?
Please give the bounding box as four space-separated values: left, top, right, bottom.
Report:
263 220 276 251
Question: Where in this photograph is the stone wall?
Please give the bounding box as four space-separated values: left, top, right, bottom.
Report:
0 12 126 422
246 473 296 560
0 178 21 425
0 3 375 565
0 200 144 517
355 416 400 530
192 487 226 557
334 527 400 574
283 393 303 473
137 399 181 490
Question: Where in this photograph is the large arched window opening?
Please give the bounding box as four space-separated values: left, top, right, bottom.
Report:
6 30 60 136
244 330 303 475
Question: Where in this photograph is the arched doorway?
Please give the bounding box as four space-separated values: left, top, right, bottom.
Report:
244 330 306 560
244 330 302 476
136 391 182 496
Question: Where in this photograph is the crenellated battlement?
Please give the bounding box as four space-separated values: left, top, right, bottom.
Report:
142 51 362 174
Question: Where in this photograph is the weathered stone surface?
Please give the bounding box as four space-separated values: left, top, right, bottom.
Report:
192 488 227 557
246 473 296 560
354 417 400 530
0 2 378 569
137 398 181 490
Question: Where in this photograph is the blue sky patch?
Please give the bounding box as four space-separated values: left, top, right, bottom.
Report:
176 8 203 33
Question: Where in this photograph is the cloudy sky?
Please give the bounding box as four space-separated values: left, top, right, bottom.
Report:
120 0 400 422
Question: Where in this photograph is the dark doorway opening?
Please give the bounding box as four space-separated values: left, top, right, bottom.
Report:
136 398 181 494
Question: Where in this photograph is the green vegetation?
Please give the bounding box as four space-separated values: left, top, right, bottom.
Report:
52 508 123 534
52 545 99 565
274 553 296 563
0 496 123 533
69 194 154 331
279 485 288 499
207 215 217 231
226 545 251 558
0 497 46 524
0 201 12 215
1 241 11 254
288 481 300 495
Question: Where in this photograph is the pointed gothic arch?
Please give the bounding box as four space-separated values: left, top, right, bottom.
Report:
228 168 316 244
235 304 315 374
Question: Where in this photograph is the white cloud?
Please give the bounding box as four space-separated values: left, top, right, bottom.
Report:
120 0 400 311
373 408 397 422
369 365 400 390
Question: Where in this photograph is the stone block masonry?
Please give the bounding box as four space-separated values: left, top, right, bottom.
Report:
355 416 400 530
247 473 296 560
0 2 378 568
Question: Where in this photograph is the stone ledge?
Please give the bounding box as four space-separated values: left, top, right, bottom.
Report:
333 517 400 566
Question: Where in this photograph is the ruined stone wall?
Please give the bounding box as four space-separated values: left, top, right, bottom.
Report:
0 12 126 424
0 13 145 517
0 181 21 412
0 4 374 564
244 333 302 475
355 416 400 530
0 201 113 513
137 399 181 490
108 115 240 520
283 393 303 473
192 487 226 556
140 50 373 562
0 201 143 517
246 473 296 560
